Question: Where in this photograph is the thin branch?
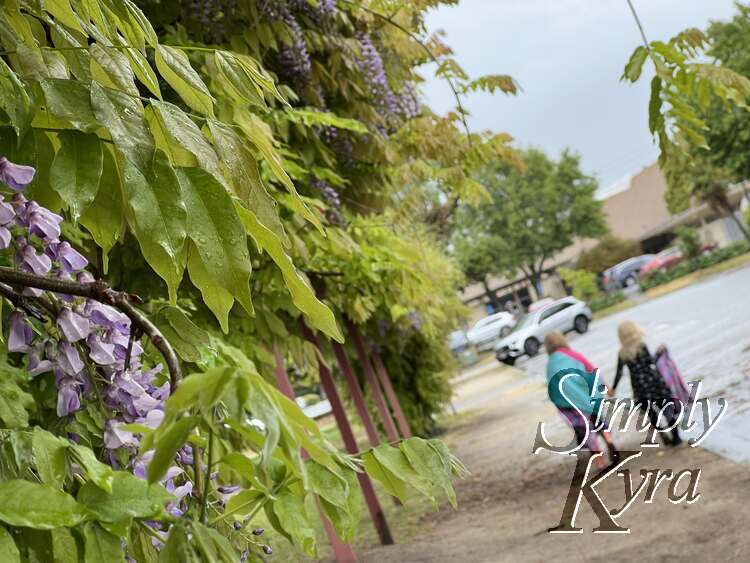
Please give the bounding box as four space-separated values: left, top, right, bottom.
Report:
626 0 652 51
0 283 47 322
0 267 182 388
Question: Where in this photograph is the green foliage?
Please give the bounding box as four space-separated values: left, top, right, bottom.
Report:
640 242 749 290
674 226 702 260
0 0 511 558
454 148 606 296
576 235 641 274
558 268 599 303
589 291 627 313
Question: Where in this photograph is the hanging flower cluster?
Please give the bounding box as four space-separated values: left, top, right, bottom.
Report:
0 157 192 516
357 32 399 117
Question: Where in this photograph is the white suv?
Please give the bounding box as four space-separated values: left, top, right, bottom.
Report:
466 311 516 351
494 297 592 365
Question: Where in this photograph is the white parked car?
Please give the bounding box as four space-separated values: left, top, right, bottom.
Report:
466 311 516 351
494 297 592 365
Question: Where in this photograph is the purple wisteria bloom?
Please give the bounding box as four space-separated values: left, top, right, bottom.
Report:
0 227 10 249
25 202 62 241
87 334 116 365
0 157 35 190
57 381 81 416
56 241 88 272
58 341 85 375
8 311 33 352
19 244 52 275
57 308 91 342
0 198 15 224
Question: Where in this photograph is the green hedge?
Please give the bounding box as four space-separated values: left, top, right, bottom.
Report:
590 291 627 312
640 242 750 290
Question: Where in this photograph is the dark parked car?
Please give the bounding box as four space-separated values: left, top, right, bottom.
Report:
602 254 654 290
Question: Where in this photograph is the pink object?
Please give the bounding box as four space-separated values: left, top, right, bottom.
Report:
656 349 691 406
558 347 596 374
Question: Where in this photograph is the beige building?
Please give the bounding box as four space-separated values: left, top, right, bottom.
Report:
460 163 749 322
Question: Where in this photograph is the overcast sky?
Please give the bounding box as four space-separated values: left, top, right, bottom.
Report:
421 0 739 194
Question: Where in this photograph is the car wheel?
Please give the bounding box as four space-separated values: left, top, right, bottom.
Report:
524 338 540 357
624 275 637 287
574 315 589 334
501 357 516 367
500 325 512 338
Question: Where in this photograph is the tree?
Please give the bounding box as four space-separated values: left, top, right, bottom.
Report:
621 18 750 244
675 226 702 261
576 235 641 274
456 148 606 299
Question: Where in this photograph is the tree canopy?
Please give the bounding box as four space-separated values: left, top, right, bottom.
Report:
453 148 606 298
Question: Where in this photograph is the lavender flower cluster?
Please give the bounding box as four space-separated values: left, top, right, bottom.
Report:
0 157 191 516
186 0 238 43
357 34 421 121
290 0 336 24
270 3 313 93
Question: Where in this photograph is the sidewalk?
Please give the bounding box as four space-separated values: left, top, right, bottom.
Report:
360 361 750 562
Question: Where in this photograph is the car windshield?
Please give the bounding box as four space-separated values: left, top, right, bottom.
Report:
509 312 536 333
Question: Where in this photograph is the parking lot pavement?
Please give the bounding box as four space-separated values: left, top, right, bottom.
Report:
474 265 750 462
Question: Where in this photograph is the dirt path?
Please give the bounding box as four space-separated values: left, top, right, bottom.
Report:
358 367 750 562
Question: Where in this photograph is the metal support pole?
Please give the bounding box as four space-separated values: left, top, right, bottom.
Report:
299 323 395 546
344 318 400 443
331 341 381 446
271 344 360 560
369 347 412 439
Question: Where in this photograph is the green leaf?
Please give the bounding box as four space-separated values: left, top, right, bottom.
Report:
185 240 234 331
362 450 407 503
38 78 99 132
79 145 124 273
223 489 264 521
272 490 316 556
158 522 200 563
0 59 34 138
122 151 187 302
121 45 161 99
50 130 103 222
43 0 85 34
307 461 348 509
51 527 79 563
371 444 434 501
89 44 138 97
191 522 236 563
68 442 115 493
31 427 68 487
318 469 361 542
236 204 343 341
214 50 267 109
401 438 457 508
649 76 664 137
153 306 210 363
220 453 256 482
0 480 90 529
622 45 650 83
83 522 124 563
165 368 236 414
146 101 224 182
176 167 253 326
78 471 173 521
234 111 322 231
0 369 34 429
155 45 214 117
205 119 287 243
284 108 368 134
0 526 20 563
146 416 198 483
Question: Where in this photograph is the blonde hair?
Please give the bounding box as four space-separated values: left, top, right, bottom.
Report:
618 320 645 360
544 330 568 355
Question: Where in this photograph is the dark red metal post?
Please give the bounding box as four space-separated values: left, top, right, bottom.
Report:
299 323 394 546
344 318 400 443
369 346 412 439
271 344 360 560
331 341 381 446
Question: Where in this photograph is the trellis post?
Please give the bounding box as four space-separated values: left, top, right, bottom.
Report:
298 322 395 546
330 341 381 446
344 317 400 443
369 345 412 438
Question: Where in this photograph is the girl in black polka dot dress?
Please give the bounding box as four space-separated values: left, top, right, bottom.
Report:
612 320 682 446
